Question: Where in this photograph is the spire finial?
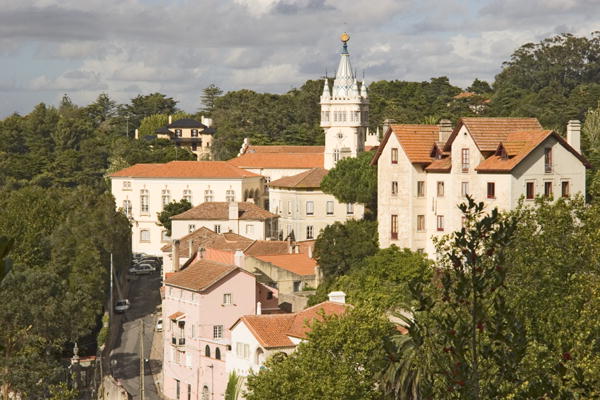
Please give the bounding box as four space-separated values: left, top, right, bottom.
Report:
341 32 350 54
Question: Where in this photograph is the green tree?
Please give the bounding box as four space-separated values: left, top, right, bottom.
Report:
245 307 395 400
0 236 13 283
320 151 377 217
313 219 378 280
467 79 493 94
124 92 179 129
157 199 193 236
200 84 223 115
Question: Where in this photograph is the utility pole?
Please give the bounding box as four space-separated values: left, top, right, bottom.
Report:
140 320 145 400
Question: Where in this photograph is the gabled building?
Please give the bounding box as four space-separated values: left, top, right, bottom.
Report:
170 201 279 241
373 118 590 255
110 161 263 255
268 168 364 241
155 116 215 160
162 257 278 400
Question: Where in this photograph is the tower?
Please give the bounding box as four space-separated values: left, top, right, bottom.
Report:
321 33 369 169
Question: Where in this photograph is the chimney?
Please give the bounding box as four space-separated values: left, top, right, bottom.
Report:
172 239 180 272
188 239 193 259
294 245 299 254
134 128 139 140
328 291 346 304
228 202 239 221
438 119 453 144
256 301 262 315
382 119 396 136
234 249 245 268
168 115 172 125
567 120 581 153
287 236 293 254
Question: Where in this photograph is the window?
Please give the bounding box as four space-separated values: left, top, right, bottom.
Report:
391 215 398 239
417 215 425 232
326 201 334 215
223 293 232 305
176 380 180 400
140 230 150 242
204 189 213 202
461 148 470 172
183 189 192 203
346 203 354 215
267 291 274 300
123 200 132 218
215 348 221 360
188 384 192 400
417 181 425 197
487 182 495 199
226 190 235 202
544 148 553 173
140 189 149 214
293 281 302 292
205 345 211 358
391 148 398 164
417 248 425 254
306 201 314 216
461 182 469 197
161 230 169 242
122 181 131 190
191 129 198 137
306 225 314 240
191 143 197 151
437 215 444 231
333 149 340 162
213 224 221 233
236 343 250 360
391 181 398 196
245 224 254 235
561 181 570 198
437 181 445 197
213 325 223 339
202 386 209 400
526 182 535 199
175 129 182 137
544 181 553 197
188 224 196 233
162 189 171 207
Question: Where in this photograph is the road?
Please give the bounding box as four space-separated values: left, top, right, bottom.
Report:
111 271 162 399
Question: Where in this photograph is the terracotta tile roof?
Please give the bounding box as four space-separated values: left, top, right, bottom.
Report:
453 91 476 99
233 301 350 348
425 157 452 172
164 259 239 292
269 168 328 189
204 233 254 252
253 253 317 276
244 241 291 256
371 125 439 165
171 202 278 221
246 145 324 154
161 226 219 252
168 311 185 320
445 118 543 152
286 301 350 339
238 314 296 348
109 161 260 178
228 152 324 169
476 130 591 172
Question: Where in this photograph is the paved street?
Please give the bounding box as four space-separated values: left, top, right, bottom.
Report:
112 271 163 399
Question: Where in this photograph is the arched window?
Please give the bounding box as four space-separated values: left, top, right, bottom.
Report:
202 386 209 400
205 345 211 358
215 347 221 360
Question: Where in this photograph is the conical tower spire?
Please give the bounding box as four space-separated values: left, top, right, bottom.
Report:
360 78 368 98
332 33 355 99
321 78 331 100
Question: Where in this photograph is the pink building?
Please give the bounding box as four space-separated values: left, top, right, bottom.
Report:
162 257 277 400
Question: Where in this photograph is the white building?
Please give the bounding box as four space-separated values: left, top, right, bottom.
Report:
110 161 264 255
268 168 364 241
373 118 590 255
170 202 279 241
320 32 369 169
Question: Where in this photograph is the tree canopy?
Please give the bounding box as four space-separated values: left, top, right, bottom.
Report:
157 199 193 236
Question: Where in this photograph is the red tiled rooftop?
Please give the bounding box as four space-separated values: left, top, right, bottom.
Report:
161 226 218 252
371 124 440 165
245 145 324 154
228 152 324 169
164 259 240 291
171 202 277 221
268 168 328 189
110 161 260 178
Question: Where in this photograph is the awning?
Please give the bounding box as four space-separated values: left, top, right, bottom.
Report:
168 311 186 321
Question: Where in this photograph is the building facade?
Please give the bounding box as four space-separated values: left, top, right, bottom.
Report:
374 118 589 255
110 161 263 255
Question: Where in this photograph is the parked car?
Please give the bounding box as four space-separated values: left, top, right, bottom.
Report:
114 299 130 313
155 318 163 332
129 263 156 275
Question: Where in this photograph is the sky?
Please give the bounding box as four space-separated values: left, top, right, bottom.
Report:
0 0 599 117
